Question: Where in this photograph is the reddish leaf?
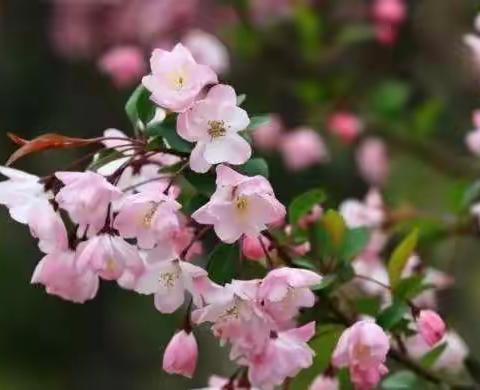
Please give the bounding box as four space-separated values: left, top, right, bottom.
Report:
6 133 99 166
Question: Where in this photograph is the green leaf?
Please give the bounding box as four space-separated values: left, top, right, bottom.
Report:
339 227 370 261
290 325 343 390
87 150 124 171
247 115 270 130
382 371 418 389
336 24 375 46
394 275 426 301
183 193 209 216
125 84 154 126
147 119 193 153
462 180 480 209
289 189 326 225
412 99 442 139
237 158 269 178
207 244 238 284
322 210 346 250
371 81 411 119
184 170 216 197
376 302 408 330
354 297 381 317
311 274 337 292
387 229 419 288
420 342 447 368
292 257 317 271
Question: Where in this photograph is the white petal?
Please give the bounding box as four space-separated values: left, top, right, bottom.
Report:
204 134 251 165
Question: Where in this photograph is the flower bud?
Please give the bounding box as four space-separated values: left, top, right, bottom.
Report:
163 330 198 378
418 310 446 347
242 235 270 261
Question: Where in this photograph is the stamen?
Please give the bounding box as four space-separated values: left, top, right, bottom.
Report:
235 195 248 212
143 202 160 228
208 120 227 139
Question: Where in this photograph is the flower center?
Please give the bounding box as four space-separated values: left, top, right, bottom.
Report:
159 269 180 288
143 202 160 228
208 120 227 139
235 195 249 213
168 70 188 90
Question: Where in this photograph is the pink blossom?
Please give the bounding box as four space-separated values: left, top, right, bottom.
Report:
465 110 480 156
372 0 406 25
332 320 390 390
183 30 229 75
280 128 329 171
252 114 284 151
98 46 146 88
177 84 251 173
76 234 144 281
192 165 286 243
356 138 390 186
247 322 316 388
142 43 218 112
55 171 122 237
375 23 399 46
340 189 385 229
464 34 480 66
241 235 270 261
417 310 446 347
163 330 198 378
309 375 339 390
135 255 208 313
328 112 363 144
31 251 99 303
172 226 203 261
0 166 48 224
113 191 181 250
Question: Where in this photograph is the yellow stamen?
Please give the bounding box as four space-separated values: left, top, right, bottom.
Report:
208 120 227 139
143 202 160 228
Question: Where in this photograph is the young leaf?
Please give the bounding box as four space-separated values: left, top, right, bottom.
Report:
237 158 269 178
376 302 408 330
125 84 154 126
381 371 418 389
289 189 326 225
323 210 346 250
339 227 370 261
207 244 238 284
387 229 419 288
184 170 216 197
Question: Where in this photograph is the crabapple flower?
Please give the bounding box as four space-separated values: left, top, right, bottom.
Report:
113 191 181 250
340 189 385 229
372 0 406 46
241 235 271 261
55 171 122 237
0 166 48 224
328 112 363 144
192 165 286 243
332 320 390 390
310 375 339 390
465 110 480 156
142 43 218 112
280 128 329 171
417 310 446 347
31 251 99 303
98 46 146 88
163 330 198 378
135 254 209 313
76 234 144 281
177 84 251 173
356 138 390 186
247 322 316 388
252 114 284 151
183 30 230 75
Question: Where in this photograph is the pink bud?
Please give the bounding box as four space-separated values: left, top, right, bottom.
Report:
99 46 146 88
327 112 363 144
418 310 446 347
356 138 390 186
280 128 329 171
372 0 406 25
163 330 198 378
242 235 270 261
252 114 284 151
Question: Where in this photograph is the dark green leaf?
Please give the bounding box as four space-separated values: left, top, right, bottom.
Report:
311 274 337 292
388 229 419 288
339 227 370 261
462 180 480 209
147 120 193 153
371 81 411 119
420 342 447 368
207 244 238 284
184 170 216 197
125 84 155 126
394 275 426 301
355 297 381 317
183 194 209 216
289 189 326 225
237 158 269 178
292 257 317 271
381 371 418 389
376 302 408 330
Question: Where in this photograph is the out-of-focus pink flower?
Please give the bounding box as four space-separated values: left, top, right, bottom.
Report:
309 375 339 390
98 46 146 88
183 29 229 75
192 165 286 243
340 189 385 229
375 23 398 46
178 84 251 173
252 114 284 151
372 0 406 25
76 234 144 281
280 128 329 171
356 138 390 186
332 320 389 390
55 171 122 237
142 43 218 112
465 110 480 156
328 112 363 144
250 0 293 25
298 204 323 229
31 251 99 303
113 191 181 250
135 254 209 313
417 310 446 347
405 332 468 374
242 234 271 261
163 330 198 378
247 322 316 388
172 227 203 261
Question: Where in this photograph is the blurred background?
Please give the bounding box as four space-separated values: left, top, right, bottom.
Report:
1 0 480 388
